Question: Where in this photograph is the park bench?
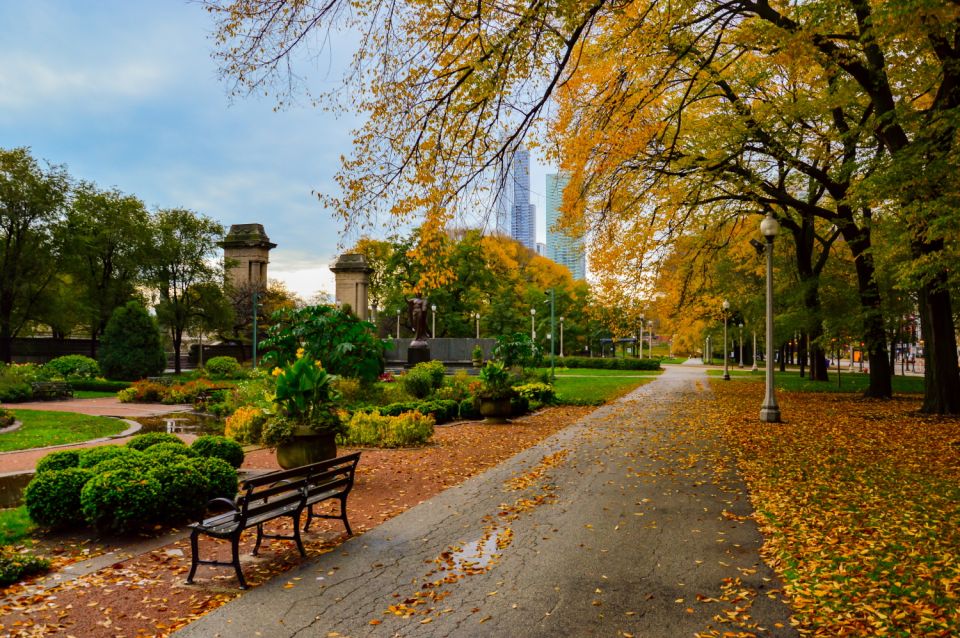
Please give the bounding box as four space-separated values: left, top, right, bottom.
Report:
29 381 73 400
186 451 361 589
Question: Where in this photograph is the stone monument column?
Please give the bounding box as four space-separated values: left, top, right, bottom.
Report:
330 254 373 320
220 224 277 292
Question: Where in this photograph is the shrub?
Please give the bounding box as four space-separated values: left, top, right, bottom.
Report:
149 461 210 521
143 442 197 466
35 450 81 474
510 395 531 416
331 377 365 405
459 398 481 420
223 405 267 444
435 369 475 403
401 366 435 399
98 301 166 381
420 360 446 389
374 399 459 424
493 333 542 369
0 380 32 402
341 410 435 448
558 356 661 371
187 456 238 500
68 379 131 392
126 432 184 451
514 382 556 404
0 547 50 587
191 435 244 468
94 453 157 474
116 387 137 403
0 407 15 427
43 355 100 380
78 445 140 468
80 468 162 532
162 378 217 405
204 356 242 378
24 467 94 528
120 380 168 403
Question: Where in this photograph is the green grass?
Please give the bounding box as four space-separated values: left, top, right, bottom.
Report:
706 368 925 393
552 374 655 405
658 357 687 364
0 506 34 545
73 390 117 399
544 368 663 377
0 410 127 452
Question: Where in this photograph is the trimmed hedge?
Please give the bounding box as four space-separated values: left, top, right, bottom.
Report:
78 445 140 468
126 432 184 451
24 467 94 528
80 468 162 533
188 456 238 500
68 379 131 392
340 410 435 448
558 356 661 371
34 450 81 474
191 435 244 468
372 399 459 424
149 461 209 521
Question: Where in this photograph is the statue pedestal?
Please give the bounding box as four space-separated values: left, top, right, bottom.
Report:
407 341 431 367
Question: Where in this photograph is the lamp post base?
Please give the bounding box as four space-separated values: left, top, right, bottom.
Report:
723 373 731 380
760 405 781 423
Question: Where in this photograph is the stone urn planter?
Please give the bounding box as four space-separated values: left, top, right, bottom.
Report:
275 426 338 469
478 397 512 423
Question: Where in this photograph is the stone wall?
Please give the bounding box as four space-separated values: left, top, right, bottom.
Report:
385 338 497 363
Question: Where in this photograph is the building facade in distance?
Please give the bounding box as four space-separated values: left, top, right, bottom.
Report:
546 173 586 280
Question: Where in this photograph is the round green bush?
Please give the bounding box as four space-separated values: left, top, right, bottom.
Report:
35 450 81 474
98 301 166 381
43 355 100 379
0 380 32 402
94 453 157 474
143 442 197 463
459 398 481 420
401 367 434 399
188 457 238 500
78 445 140 468
126 432 184 451
191 435 244 469
204 356 242 378
149 461 210 521
24 467 94 528
80 468 162 533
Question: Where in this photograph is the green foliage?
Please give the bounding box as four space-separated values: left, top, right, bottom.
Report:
98 301 166 381
126 432 184 451
78 445 140 468
143 442 197 467
187 456 238 500
459 398 481 420
80 469 162 533
434 369 476 402
0 506 34 545
204 356 242 378
401 364 436 399
261 304 386 383
24 467 94 528
223 405 267 444
331 376 365 405
372 398 459 424
272 353 338 425
472 345 484 362
94 453 157 474
493 332 542 369
514 382 556 403
341 410 435 447
558 356 661 371
149 461 210 521
68 379 131 392
0 410 127 453
0 379 32 402
0 407 15 427
191 435 244 468
510 395 530 416
43 355 100 379
0 547 49 587
34 450 81 474
477 361 515 400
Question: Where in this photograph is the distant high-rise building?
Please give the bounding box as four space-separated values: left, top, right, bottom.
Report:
536 242 546 256
493 146 536 251
545 173 586 280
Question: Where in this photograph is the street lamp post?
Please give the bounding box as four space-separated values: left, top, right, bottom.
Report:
530 307 536 340
760 213 781 422
722 300 731 380
751 331 758 372
474 312 480 339
559 316 565 357
639 315 645 358
738 322 744 368
706 335 712 365
431 304 437 338
396 308 401 340
647 320 653 358
547 288 556 380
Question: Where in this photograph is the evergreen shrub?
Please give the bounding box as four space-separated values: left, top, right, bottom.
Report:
23 467 94 528
43 355 100 379
191 435 244 468
78 445 140 468
126 432 183 451
80 469 162 532
34 450 81 474
204 356 242 378
341 410 435 447
188 457 238 500
98 301 166 381
149 462 209 521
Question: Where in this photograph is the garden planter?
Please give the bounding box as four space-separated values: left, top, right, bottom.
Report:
276 428 337 469
478 397 512 423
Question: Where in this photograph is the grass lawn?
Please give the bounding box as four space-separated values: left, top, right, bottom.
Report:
546 367 663 377
73 390 117 399
0 505 34 545
0 410 127 452
551 373 655 405
705 368 924 393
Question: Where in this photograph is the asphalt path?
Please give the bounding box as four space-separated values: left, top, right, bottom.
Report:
176 365 796 637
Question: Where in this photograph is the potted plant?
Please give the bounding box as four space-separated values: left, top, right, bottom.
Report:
471 345 484 368
474 361 515 422
263 349 346 468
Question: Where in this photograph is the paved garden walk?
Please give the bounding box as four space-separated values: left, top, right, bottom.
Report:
176 366 796 638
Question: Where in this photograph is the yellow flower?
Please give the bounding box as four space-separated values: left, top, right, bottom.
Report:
272 367 283 377
314 360 324 370
296 347 306 359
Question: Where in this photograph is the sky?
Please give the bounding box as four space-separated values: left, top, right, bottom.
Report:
0 1 553 301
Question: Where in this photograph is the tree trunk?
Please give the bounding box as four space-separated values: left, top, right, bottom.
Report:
779 343 786 373
172 328 183 375
798 330 806 378
918 278 960 414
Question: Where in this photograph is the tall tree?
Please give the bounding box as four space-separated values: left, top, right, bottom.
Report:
0 148 69 362
145 208 225 374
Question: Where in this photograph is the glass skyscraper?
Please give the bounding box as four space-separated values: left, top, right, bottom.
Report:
494 146 536 251
546 173 586 280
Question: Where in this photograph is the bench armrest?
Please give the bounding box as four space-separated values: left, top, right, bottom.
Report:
206 497 240 513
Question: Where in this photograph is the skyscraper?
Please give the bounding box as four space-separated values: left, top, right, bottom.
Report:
546 173 586 280
493 146 536 251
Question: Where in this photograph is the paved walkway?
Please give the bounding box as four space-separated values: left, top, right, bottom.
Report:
176 366 795 638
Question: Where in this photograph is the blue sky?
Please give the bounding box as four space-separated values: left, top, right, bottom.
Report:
0 1 551 299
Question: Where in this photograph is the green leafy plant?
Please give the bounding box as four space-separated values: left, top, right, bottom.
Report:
493 332 542 370
78 445 140 468
0 547 49 587
558 356 661 371
98 301 166 381
191 435 244 468
34 450 81 474
514 382 556 403
401 365 435 399
261 304 386 383
0 407 14 428
43 355 100 379
80 468 162 533
23 467 94 528
204 356 243 378
477 361 516 400
187 456 238 500
126 432 184 451
340 410 435 447
148 461 210 521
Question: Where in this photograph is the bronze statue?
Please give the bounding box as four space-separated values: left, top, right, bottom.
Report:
408 297 430 343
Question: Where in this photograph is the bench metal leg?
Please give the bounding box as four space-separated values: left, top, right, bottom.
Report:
253 524 264 556
231 535 248 589
293 516 307 557
303 497 353 536
341 496 352 536
186 530 200 584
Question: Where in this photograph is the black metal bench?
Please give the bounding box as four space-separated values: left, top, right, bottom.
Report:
186 452 361 589
30 381 73 400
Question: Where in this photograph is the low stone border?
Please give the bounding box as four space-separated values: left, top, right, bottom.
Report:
0 419 22 435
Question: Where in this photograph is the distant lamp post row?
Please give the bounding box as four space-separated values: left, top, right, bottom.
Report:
722 299 731 381
760 213 781 423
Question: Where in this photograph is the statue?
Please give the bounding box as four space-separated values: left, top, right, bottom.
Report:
408 297 430 344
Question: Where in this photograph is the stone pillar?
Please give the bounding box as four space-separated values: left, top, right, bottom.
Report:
330 254 373 320
220 224 277 292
